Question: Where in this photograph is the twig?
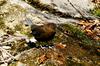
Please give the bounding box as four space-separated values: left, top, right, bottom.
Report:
0 47 15 64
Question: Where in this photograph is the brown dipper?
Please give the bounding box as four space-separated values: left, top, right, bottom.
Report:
31 23 56 41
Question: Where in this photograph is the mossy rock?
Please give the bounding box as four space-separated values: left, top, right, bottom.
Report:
0 0 6 6
57 24 100 48
0 18 5 29
91 8 100 17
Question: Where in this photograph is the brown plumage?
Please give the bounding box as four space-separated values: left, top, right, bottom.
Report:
31 23 56 41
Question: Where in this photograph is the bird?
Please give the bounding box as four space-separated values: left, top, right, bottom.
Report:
31 23 56 41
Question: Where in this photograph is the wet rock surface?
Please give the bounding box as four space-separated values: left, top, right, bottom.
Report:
25 0 95 18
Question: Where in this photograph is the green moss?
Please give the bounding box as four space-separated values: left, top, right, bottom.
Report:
0 18 5 29
15 24 32 37
58 24 96 46
66 58 84 66
45 61 56 66
91 8 100 17
15 24 22 31
35 42 48 47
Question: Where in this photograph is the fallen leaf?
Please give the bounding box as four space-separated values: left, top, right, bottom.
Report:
38 55 47 64
55 43 66 49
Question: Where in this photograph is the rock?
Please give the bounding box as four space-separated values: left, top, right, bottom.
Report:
25 0 95 18
0 63 8 66
16 61 26 66
0 0 6 6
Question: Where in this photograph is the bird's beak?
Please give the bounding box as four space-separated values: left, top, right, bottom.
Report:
30 31 32 34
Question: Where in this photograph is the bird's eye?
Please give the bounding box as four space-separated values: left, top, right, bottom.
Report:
32 30 40 36
32 31 37 35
